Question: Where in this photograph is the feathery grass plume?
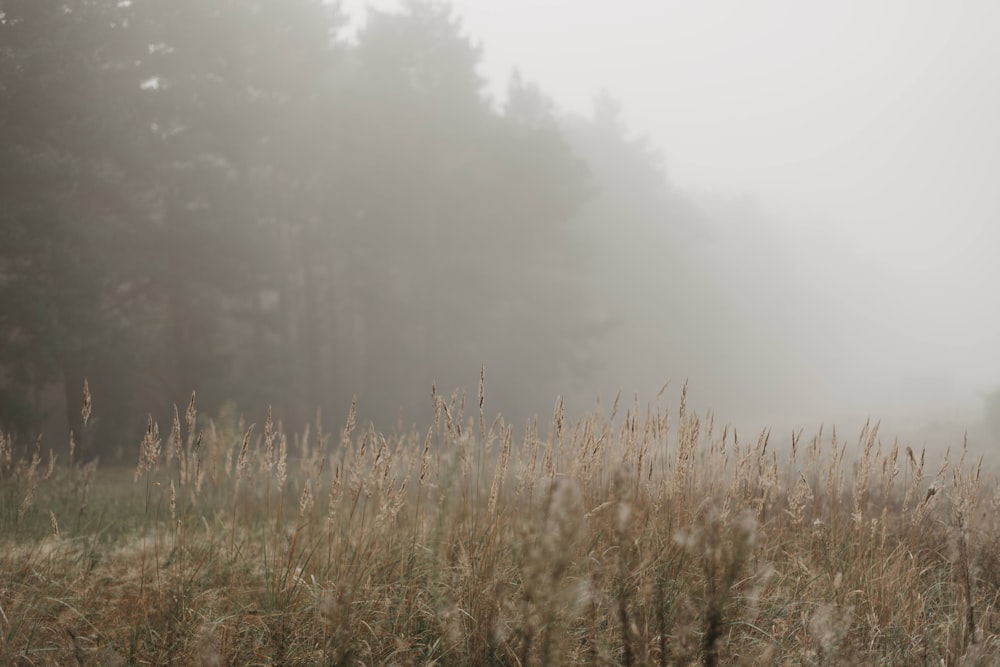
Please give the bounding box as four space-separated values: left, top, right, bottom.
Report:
181 391 198 486
379 459 409 529
262 405 275 474
441 394 457 437
675 387 700 498
371 433 394 526
300 407 328 481
915 448 950 523
479 364 486 443
44 448 56 480
949 435 984 650
298 478 315 521
514 418 536 502
547 394 564 477
134 414 161 482
68 429 76 473
185 390 197 437
229 421 255 555
327 458 342 529
347 425 370 502
901 445 924 516
786 471 814 527
18 436 42 520
276 433 288 489
235 423 254 483
342 396 357 448
419 428 432 486
4 383 1000 663
49 509 59 538
81 378 91 428
879 438 900 504
169 479 176 525
134 415 162 518
488 424 512 517
851 419 879 524
167 404 182 466
330 397 357 526
188 432 204 493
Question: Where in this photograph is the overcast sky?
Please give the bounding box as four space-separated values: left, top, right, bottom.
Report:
344 0 1000 406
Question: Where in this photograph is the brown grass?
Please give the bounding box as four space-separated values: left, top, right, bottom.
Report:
1 380 999 665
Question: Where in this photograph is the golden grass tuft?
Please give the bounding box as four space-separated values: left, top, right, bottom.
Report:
1 382 999 665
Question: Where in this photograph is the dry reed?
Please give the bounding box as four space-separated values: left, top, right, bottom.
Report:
0 380 998 665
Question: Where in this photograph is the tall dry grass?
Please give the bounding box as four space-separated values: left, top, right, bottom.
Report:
1 378 999 665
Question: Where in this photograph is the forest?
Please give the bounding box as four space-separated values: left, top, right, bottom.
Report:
5 3 1000 665
0 0 893 458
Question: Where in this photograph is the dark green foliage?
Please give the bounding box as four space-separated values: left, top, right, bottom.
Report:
0 0 620 448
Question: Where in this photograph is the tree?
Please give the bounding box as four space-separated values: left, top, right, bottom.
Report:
106 0 348 425
316 4 603 424
0 0 616 443
0 0 149 445
558 94 748 409
0 0 348 444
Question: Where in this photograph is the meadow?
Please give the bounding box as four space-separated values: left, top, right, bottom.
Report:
2 380 999 666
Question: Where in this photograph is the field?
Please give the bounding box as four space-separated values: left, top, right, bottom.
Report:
2 382 1000 666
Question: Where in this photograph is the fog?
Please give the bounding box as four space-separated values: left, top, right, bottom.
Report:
3 0 998 459
346 0 1000 437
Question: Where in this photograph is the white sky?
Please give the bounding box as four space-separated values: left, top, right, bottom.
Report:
344 0 1000 397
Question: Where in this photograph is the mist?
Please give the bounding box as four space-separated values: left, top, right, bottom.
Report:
382 0 1000 438
2 0 998 462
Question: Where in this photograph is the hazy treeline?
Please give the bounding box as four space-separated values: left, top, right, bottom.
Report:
1 0 819 457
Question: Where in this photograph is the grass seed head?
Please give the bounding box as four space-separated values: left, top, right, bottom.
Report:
81 379 92 428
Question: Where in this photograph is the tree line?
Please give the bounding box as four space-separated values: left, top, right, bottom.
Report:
1 0 803 458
